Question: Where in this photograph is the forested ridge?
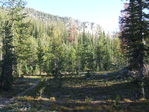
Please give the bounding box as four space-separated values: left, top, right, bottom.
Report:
0 0 149 112
0 5 124 87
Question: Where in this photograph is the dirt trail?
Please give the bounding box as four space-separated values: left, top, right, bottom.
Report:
0 80 40 109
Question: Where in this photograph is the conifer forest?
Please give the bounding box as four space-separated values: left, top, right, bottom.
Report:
0 0 149 112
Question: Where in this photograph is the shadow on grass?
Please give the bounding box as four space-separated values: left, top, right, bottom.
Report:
0 77 40 98
44 81 145 101
27 74 149 101
1 74 149 112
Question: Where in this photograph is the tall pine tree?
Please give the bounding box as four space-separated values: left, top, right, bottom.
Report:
0 0 27 90
119 0 149 77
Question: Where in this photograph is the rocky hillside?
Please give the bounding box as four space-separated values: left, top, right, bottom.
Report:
24 7 101 34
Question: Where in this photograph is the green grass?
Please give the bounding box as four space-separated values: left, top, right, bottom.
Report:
1 72 149 112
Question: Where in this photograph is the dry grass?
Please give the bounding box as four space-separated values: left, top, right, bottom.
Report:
1 73 149 112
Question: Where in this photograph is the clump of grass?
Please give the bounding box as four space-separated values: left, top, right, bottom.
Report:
85 96 93 103
112 95 122 110
49 97 56 101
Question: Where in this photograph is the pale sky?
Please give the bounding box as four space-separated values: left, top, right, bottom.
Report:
26 0 124 32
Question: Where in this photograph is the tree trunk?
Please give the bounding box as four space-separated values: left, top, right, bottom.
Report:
0 54 13 91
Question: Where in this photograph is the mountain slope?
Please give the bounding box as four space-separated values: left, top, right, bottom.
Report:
24 7 101 33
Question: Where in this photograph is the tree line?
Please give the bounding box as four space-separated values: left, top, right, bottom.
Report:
1 0 148 91
0 0 125 90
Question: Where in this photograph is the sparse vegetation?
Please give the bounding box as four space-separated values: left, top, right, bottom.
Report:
1 73 149 111
0 0 148 111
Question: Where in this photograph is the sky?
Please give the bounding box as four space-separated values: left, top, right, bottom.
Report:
25 0 125 32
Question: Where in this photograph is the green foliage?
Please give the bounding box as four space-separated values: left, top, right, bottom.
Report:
112 95 122 110
0 4 125 90
0 0 27 90
119 0 149 77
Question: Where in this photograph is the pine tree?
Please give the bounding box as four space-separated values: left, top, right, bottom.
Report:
119 0 149 77
95 28 111 71
0 0 27 90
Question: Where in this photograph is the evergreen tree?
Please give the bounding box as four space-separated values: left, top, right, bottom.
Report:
0 0 27 90
119 0 149 77
112 36 125 69
95 28 111 71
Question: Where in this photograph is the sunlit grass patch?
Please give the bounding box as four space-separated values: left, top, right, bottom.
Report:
17 96 35 101
49 97 56 101
24 75 43 79
123 98 133 103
